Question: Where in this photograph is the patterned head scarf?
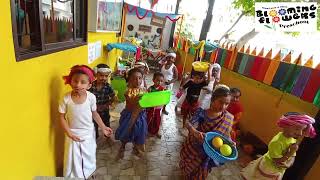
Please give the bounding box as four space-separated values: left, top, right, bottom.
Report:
277 112 317 138
63 65 95 85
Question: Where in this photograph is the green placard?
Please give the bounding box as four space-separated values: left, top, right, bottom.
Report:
139 90 172 108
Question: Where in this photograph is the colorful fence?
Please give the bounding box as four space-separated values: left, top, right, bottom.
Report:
216 45 320 108
173 36 320 107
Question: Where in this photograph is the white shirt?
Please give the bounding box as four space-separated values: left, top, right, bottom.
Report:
59 91 97 139
161 64 176 82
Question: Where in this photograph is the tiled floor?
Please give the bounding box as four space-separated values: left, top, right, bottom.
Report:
90 75 243 180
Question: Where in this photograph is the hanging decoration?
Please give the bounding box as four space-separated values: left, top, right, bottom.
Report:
150 0 159 9
125 3 181 22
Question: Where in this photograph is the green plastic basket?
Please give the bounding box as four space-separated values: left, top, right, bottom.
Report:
111 76 127 102
139 90 172 108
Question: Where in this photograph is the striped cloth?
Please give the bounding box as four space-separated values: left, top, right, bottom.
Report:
179 108 234 179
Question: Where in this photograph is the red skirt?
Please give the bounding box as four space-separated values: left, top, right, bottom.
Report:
146 107 162 135
181 100 199 119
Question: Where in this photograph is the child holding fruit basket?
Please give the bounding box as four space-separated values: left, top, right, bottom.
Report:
179 85 235 179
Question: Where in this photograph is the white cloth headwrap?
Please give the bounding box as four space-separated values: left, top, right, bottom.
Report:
93 67 112 74
213 84 230 92
166 52 176 59
160 52 177 64
134 62 149 71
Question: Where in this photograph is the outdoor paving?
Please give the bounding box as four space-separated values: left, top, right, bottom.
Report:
90 75 243 180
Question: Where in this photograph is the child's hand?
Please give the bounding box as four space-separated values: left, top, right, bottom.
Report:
102 127 113 137
288 143 299 155
97 104 108 112
67 132 82 142
194 131 205 142
189 127 204 142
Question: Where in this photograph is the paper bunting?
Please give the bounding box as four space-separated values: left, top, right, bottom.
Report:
238 54 249 74
178 40 182 49
243 55 256 77
233 52 244 72
304 56 313 67
291 67 313 97
301 69 320 103
150 0 159 9
126 4 181 22
189 47 196 55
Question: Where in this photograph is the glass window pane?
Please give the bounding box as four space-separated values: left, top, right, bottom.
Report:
97 0 122 31
75 0 84 39
15 0 42 53
42 0 74 44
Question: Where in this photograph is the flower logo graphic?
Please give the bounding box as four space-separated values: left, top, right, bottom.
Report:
269 10 277 17
273 16 280 23
278 9 286 15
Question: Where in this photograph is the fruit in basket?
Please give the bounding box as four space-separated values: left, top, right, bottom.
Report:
212 137 224 149
220 144 232 156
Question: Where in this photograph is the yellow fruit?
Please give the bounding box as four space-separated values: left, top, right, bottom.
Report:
212 137 224 149
220 144 232 156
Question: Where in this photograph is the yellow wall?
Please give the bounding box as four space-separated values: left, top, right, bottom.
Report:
220 69 318 143
0 1 119 179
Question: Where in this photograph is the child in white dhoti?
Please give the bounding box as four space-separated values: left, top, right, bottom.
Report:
161 52 178 114
198 63 221 110
59 65 113 179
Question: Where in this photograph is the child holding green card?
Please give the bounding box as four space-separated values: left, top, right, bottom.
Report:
146 72 166 138
115 68 148 159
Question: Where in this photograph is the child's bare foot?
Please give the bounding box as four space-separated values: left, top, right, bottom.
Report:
115 147 125 161
132 148 144 158
105 137 114 147
156 133 162 139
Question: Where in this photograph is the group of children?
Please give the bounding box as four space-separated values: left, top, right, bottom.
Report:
59 51 317 180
